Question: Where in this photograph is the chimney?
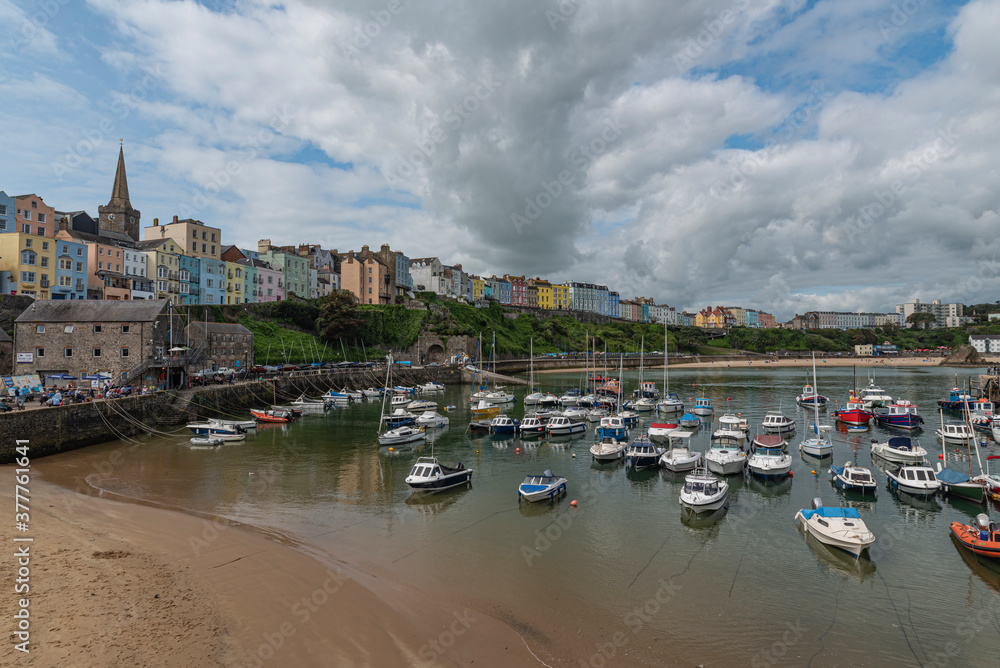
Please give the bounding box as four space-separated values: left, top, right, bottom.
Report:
172 215 178 224
58 216 69 232
153 218 159 226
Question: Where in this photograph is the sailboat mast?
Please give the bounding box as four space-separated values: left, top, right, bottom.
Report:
378 354 392 434
663 327 668 392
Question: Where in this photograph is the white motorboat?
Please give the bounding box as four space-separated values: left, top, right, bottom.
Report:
795 498 875 558
596 415 628 440
189 436 224 446
656 393 684 415
633 397 657 413
590 436 628 462
705 438 747 476
339 389 363 400
406 399 438 412
519 416 547 436
559 389 583 406
483 390 516 405
692 397 714 416
762 412 796 434
586 407 609 423
619 410 640 428
936 423 974 445
886 464 942 497
419 381 446 393
518 469 567 503
405 457 471 491
577 394 597 409
211 418 256 431
187 422 246 440
524 391 543 406
717 412 748 436
538 393 561 408
870 437 927 464
858 379 892 409
415 411 449 429
562 406 589 420
547 416 586 436
648 421 679 443
747 442 792 479
660 432 702 472
679 468 729 512
390 394 411 407
712 427 746 447
326 390 353 404
829 462 878 495
361 388 383 398
378 425 426 446
489 415 520 434
625 435 664 470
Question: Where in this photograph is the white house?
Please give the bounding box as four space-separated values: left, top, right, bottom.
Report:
969 335 1000 354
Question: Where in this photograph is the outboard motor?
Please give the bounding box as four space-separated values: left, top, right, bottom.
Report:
811 497 823 511
976 513 991 541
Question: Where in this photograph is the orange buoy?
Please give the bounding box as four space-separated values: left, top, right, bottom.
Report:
388 447 394 452
571 500 578 507
788 471 794 477
811 470 817 475
516 447 520 453
939 454 944 459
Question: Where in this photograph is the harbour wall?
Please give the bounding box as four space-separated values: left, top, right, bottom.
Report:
0 366 461 464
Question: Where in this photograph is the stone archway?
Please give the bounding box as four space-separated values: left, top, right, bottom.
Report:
425 344 445 363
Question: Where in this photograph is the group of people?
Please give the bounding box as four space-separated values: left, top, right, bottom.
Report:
8 383 154 408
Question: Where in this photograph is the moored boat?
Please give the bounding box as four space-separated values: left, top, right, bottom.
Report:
546 415 586 436
415 411 450 429
625 435 663 470
250 408 294 423
519 416 548 436
490 415 520 434
660 431 702 472
873 400 924 430
596 415 628 440
679 468 729 512
870 437 927 463
950 514 1000 560
829 462 877 495
678 413 700 429
590 436 628 462
832 396 873 426
704 438 746 476
795 498 875 558
937 422 974 445
692 396 713 416
886 464 942 497
518 469 567 503
189 436 224 446
796 383 828 409
405 457 472 492
648 422 678 443
936 465 986 502
762 411 795 435
378 425 425 446
747 442 792 480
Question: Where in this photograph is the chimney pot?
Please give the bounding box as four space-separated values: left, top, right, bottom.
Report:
153 218 158 226
172 215 178 224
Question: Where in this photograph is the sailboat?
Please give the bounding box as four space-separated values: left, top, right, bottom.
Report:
656 331 683 415
524 338 543 406
481 332 515 404
936 407 988 502
799 353 833 458
631 336 656 412
378 354 426 446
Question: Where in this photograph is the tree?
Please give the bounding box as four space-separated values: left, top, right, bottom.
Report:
317 290 367 342
906 312 937 330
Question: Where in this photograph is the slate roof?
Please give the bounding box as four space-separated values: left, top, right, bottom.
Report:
187 321 252 338
14 299 169 323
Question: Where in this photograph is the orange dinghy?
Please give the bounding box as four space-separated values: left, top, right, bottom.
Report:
950 515 1000 560
250 409 294 423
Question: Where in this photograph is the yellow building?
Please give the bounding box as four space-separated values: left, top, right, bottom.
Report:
553 284 569 309
471 276 485 301
531 279 553 309
144 215 222 261
135 237 183 304
0 232 57 299
225 261 244 304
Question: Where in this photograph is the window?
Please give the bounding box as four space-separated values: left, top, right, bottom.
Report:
36 325 44 333
64 325 73 333
207 279 213 288
20 271 35 283
41 241 48 251
0 219 6 231
23 211 31 221
93 348 101 357
77 248 83 256
207 294 214 303
30 201 36 209
94 325 102 333
0 204 5 215
20 252 35 265
64 348 73 357
76 262 83 273
121 325 130 333
39 212 46 222
202 243 207 253
210 245 215 255
99 261 103 270
121 348 129 358
38 228 45 236
40 257 48 268
99 247 103 255
115 251 120 258
192 241 197 251
201 231 207 240
36 348 43 357
211 233 216 242
368 276 372 284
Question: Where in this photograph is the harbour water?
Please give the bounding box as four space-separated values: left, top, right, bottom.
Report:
40 365 1000 666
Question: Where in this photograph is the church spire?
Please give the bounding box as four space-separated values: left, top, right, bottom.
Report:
109 145 131 206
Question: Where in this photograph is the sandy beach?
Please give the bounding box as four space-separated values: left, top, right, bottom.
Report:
1 474 536 667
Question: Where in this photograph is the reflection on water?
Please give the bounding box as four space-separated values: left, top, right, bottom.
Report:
800 529 878 582
37 364 1000 667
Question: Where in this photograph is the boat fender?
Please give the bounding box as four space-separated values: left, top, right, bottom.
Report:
811 470 816 475
388 447 394 452
516 448 520 453
788 471 794 477
571 500 578 507
572 453 576 458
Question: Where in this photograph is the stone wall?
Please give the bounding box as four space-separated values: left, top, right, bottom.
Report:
0 365 461 463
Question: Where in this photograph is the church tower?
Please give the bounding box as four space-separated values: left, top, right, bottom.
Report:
98 146 140 240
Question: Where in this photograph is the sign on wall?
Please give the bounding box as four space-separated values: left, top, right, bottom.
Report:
16 353 33 363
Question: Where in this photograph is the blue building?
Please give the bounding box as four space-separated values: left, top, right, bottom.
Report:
52 238 88 300
641 302 650 323
0 190 14 233
199 257 227 305
498 278 511 305
240 258 258 303
746 310 759 328
395 251 412 294
595 285 610 316
609 291 620 319
178 255 201 305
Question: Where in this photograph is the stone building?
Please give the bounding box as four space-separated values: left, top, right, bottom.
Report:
186 321 254 370
97 147 141 241
0 329 11 374
13 299 171 382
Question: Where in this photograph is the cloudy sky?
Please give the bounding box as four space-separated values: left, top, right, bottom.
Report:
2 0 995 319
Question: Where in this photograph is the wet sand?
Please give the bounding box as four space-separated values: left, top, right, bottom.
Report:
1 473 536 667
